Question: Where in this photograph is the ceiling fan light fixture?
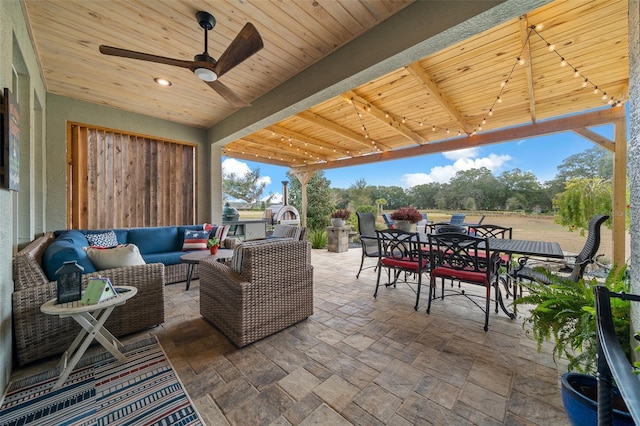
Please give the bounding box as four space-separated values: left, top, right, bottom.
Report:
195 67 217 82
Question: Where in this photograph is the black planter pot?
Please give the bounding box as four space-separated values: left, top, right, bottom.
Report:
561 372 634 426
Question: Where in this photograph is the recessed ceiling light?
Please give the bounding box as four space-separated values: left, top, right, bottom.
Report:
154 78 172 87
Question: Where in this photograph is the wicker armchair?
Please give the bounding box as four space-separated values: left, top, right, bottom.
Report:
199 239 313 347
12 233 165 366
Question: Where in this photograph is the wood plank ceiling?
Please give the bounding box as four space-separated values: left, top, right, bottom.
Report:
23 0 628 171
222 0 628 170
23 0 413 128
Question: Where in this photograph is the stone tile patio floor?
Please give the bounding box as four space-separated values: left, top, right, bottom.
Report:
16 248 572 425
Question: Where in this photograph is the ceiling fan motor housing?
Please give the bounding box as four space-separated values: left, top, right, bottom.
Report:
196 11 216 31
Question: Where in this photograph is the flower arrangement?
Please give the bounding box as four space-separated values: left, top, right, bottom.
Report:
331 209 351 220
390 206 422 223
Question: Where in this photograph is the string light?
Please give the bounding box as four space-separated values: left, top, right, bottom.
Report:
471 24 624 135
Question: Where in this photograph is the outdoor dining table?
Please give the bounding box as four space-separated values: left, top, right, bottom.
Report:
417 233 564 318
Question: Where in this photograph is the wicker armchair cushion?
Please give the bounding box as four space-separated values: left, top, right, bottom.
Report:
231 238 293 273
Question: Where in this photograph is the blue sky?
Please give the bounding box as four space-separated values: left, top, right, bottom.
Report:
222 124 614 204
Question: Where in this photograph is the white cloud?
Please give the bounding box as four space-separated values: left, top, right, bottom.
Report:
401 151 512 187
222 158 271 186
442 148 480 161
264 193 283 204
222 158 250 177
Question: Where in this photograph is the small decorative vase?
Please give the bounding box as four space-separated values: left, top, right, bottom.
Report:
210 245 219 255
331 218 345 227
395 220 412 232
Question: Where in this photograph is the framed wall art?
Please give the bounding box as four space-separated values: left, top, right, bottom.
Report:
1 87 19 191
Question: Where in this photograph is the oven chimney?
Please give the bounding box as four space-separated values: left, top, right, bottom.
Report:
282 181 289 206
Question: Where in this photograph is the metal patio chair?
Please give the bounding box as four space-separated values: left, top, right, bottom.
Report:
427 232 502 331
356 212 379 278
375 229 429 311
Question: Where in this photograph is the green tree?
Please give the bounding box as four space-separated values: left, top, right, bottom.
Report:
546 146 613 197
448 168 503 210
374 198 387 215
348 178 372 207
222 166 268 208
370 186 410 209
408 183 441 209
287 171 333 231
553 177 612 232
500 168 545 212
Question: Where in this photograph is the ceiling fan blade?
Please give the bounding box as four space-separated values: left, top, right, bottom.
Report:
214 23 264 78
206 80 250 108
99 45 194 69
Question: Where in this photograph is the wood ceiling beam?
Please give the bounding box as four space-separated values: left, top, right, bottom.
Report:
269 125 344 157
406 62 474 134
519 16 537 123
343 91 426 145
240 135 333 162
224 150 292 168
297 110 391 151
295 107 625 172
243 131 334 161
572 128 615 152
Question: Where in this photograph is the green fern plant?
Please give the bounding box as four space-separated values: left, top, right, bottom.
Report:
308 229 328 249
513 265 630 374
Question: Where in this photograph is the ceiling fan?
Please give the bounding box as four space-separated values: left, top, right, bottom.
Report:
99 11 263 108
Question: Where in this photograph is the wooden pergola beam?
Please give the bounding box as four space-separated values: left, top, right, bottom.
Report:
343 91 426 145
406 62 474 134
572 128 615 152
296 107 625 171
297 110 391 151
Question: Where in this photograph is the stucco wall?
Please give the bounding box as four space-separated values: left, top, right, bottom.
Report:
0 0 48 391
45 94 211 230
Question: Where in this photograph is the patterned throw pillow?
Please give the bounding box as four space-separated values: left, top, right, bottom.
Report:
86 230 119 248
182 229 209 251
203 223 229 245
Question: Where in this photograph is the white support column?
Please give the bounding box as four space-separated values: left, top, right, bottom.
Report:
210 145 223 224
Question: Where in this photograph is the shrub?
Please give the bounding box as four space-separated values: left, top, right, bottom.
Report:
309 229 328 249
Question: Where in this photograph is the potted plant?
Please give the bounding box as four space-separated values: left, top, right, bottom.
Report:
390 206 422 231
207 237 220 254
513 265 632 424
330 209 351 227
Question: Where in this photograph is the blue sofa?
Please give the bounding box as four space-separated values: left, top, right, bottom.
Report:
47 225 207 284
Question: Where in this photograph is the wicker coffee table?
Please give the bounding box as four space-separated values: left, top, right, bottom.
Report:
180 249 233 290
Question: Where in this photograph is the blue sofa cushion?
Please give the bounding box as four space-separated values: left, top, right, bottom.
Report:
43 230 97 281
127 226 178 255
142 251 184 266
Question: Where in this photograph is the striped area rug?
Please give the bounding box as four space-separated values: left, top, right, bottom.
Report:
0 336 203 425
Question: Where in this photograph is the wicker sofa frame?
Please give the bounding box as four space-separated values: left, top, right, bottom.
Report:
12 232 165 366
200 239 313 347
